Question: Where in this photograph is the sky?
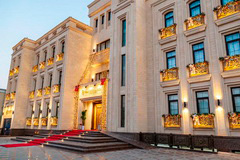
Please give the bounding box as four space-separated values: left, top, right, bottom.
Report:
0 0 93 89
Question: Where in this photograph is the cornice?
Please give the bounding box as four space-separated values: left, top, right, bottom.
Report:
88 1 112 18
12 38 36 50
112 0 134 14
88 0 101 8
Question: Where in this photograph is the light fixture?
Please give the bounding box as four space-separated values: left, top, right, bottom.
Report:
217 99 221 106
184 102 187 108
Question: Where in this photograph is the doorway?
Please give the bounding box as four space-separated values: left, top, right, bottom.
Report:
2 118 11 135
92 102 102 130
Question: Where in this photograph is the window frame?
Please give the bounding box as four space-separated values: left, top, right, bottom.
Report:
196 91 210 114
121 54 126 86
122 19 126 47
192 42 205 64
225 32 240 56
189 0 201 17
166 51 176 69
120 95 125 128
164 11 174 28
221 0 233 5
168 94 179 115
231 87 240 112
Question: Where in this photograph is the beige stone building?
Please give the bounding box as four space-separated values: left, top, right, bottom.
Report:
2 0 240 150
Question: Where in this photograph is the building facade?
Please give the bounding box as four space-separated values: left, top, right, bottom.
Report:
1 0 240 140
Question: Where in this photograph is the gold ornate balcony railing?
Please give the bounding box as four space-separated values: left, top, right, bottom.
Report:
26 118 32 126
214 1 240 19
56 53 64 62
219 55 240 71
185 13 205 30
10 92 16 100
41 117 48 126
187 61 209 77
36 89 43 97
33 118 39 126
32 65 38 72
162 114 181 128
191 113 215 129
3 105 13 116
29 91 35 99
53 84 60 93
39 61 46 70
50 117 58 126
5 93 10 101
44 86 51 95
91 48 110 67
160 67 179 82
9 69 14 76
228 112 240 129
47 57 54 66
14 66 19 74
159 24 177 39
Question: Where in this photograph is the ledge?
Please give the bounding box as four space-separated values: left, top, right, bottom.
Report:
187 74 211 84
159 35 177 45
215 12 240 26
160 79 180 88
184 24 206 37
221 69 240 78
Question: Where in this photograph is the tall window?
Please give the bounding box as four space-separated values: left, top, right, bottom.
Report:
36 54 39 65
55 102 60 117
225 32 240 56
95 19 98 28
101 14 105 25
38 104 41 118
221 0 233 5
59 71 62 85
196 91 210 114
121 54 126 86
166 51 176 69
108 11 111 21
33 79 36 91
189 0 201 17
122 19 126 47
52 46 55 58
120 95 125 128
46 103 50 117
44 51 47 62
168 94 179 115
49 74 52 87
61 41 65 53
231 87 240 112
193 43 205 63
41 77 44 89
165 11 174 27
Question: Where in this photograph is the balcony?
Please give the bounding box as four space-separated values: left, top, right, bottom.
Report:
10 92 15 100
160 67 179 82
185 13 205 30
53 84 60 93
3 106 13 116
44 86 51 95
56 53 64 62
214 1 240 19
228 112 240 129
39 61 46 70
41 117 48 126
9 69 14 76
219 55 240 71
50 117 58 126
159 24 177 39
14 66 19 74
26 118 32 126
5 93 10 101
162 114 181 128
36 89 43 97
91 48 110 67
29 91 35 99
47 57 54 66
32 65 38 73
191 113 215 129
33 118 39 126
187 61 209 77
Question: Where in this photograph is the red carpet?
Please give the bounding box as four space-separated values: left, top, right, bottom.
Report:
0 130 92 148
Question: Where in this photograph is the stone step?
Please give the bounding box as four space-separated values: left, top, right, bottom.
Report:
10 138 26 142
33 135 48 138
64 138 118 143
67 136 114 141
81 134 108 137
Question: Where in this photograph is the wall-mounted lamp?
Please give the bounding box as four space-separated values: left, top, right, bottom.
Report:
93 49 96 53
184 102 187 108
217 99 221 106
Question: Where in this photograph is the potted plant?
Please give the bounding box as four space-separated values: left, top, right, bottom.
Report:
81 110 87 130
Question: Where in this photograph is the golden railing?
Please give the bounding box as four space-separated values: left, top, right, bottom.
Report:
5 93 10 101
163 114 181 128
214 1 240 19
159 24 177 39
187 61 209 77
10 92 16 100
160 67 179 82
91 48 110 67
29 91 35 99
185 13 205 30
220 55 240 71
56 53 64 62
41 117 48 126
53 84 60 93
228 112 240 129
9 69 14 76
3 106 13 116
44 86 51 95
26 118 32 126
36 89 43 97
191 113 215 129
39 61 46 70
47 57 54 66
14 66 19 74
32 65 38 72
50 117 58 126
33 118 39 126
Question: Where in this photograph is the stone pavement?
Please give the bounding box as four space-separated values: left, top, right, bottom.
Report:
0 137 240 160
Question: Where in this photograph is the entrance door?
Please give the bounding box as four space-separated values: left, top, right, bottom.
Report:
2 118 11 135
92 103 102 130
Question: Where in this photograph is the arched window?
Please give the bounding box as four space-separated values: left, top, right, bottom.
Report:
189 0 201 17
165 11 174 27
221 0 233 5
61 41 65 53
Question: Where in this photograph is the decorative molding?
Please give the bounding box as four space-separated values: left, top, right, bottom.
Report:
159 35 177 45
184 25 206 37
88 1 112 17
112 0 134 14
221 70 240 79
187 74 211 84
160 79 180 88
215 12 240 26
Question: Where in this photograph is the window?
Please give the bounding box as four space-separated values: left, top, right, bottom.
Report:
96 39 110 52
122 19 126 47
189 0 201 17
52 46 55 58
221 0 233 5
41 77 44 89
225 32 240 56
33 79 36 91
95 72 103 81
95 19 98 28
120 95 125 128
38 104 41 118
36 54 39 65
108 11 111 21
59 71 62 85
56 102 60 117
231 87 240 112
165 11 174 27
49 74 52 87
121 54 126 86
166 51 176 69
101 14 105 25
44 51 47 62
196 91 210 114
168 94 179 115
61 41 65 53
193 43 205 63
46 103 50 117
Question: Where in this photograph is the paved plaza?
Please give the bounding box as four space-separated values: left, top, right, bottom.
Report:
0 137 240 160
